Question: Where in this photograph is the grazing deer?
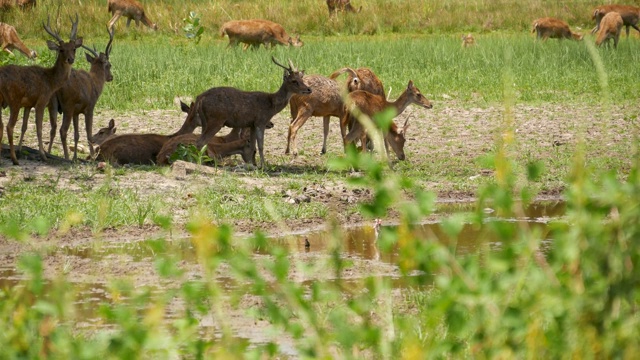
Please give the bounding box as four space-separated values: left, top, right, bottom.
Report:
596 12 624 48
94 101 200 165
461 33 476 47
532 17 583 41
45 27 115 161
342 80 433 161
592 5 640 38
0 16 82 165
327 0 361 16
286 67 385 156
194 57 311 169
0 0 36 11
156 134 253 166
0 22 36 58
220 19 303 50
107 0 157 31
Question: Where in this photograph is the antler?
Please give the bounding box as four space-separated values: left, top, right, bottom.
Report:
105 26 115 57
69 14 79 40
43 16 64 43
81 44 99 57
271 56 292 73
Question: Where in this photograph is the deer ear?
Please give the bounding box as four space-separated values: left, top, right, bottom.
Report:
407 80 414 89
180 101 190 113
47 40 59 51
85 52 94 63
108 119 115 129
74 37 83 48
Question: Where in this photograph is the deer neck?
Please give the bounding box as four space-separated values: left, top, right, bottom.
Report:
47 52 74 88
271 84 295 115
390 90 413 116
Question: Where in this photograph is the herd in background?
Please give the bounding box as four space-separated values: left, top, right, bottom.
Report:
0 1 638 169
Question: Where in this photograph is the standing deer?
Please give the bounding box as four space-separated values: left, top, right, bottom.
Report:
342 80 433 161
107 0 157 31
327 0 361 16
220 19 303 50
0 22 36 58
45 27 115 161
0 16 82 165
592 5 640 38
0 0 36 11
194 57 311 169
596 12 624 48
532 17 583 41
286 67 385 156
461 33 476 47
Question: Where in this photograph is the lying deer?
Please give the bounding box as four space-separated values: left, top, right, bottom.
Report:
46 27 115 161
327 0 361 16
108 0 157 31
0 15 82 165
596 12 624 48
531 17 583 41
220 19 302 50
461 33 476 47
342 80 433 161
156 134 253 166
286 67 385 156
592 5 640 38
95 101 200 165
0 22 36 59
194 57 311 169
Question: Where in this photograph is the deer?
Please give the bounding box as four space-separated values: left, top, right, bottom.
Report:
0 15 82 166
43 27 115 162
0 0 36 11
327 0 361 16
531 17 583 41
592 5 640 38
156 134 254 166
220 19 303 50
107 0 157 31
596 12 624 48
286 67 385 156
342 80 433 161
91 118 117 148
0 22 36 59
193 57 311 169
94 101 200 165
461 33 476 47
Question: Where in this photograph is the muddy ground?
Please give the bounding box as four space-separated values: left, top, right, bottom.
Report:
0 100 636 353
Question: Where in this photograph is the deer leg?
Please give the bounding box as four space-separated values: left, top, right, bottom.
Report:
126 18 133 28
254 125 266 169
17 107 30 153
47 102 57 154
0 108 3 164
72 114 81 162
59 112 72 160
286 108 312 156
85 111 95 158
7 107 20 165
34 105 47 161
196 124 224 151
625 26 630 38
108 13 122 30
321 116 331 155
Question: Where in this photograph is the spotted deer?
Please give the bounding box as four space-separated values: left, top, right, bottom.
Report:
592 5 640 38
220 19 302 50
596 12 624 48
0 22 36 59
107 0 157 31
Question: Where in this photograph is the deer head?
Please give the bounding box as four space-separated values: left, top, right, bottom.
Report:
82 27 115 82
272 56 312 95
43 14 83 65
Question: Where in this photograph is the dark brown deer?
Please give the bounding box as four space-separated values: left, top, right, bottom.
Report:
94 101 200 165
286 67 385 156
0 15 82 165
592 5 640 38
91 118 117 148
156 134 253 166
327 0 361 16
0 22 36 58
342 80 433 161
220 19 303 50
108 0 157 31
194 57 311 169
45 27 115 161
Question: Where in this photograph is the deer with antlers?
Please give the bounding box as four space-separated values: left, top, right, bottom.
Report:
107 0 157 31
43 27 115 161
0 22 36 59
194 57 311 169
342 80 433 161
0 15 82 165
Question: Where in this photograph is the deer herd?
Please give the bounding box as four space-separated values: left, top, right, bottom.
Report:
0 1 638 170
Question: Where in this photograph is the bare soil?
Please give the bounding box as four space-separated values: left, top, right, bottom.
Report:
0 100 636 352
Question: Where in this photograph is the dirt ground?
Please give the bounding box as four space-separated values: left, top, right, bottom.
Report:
0 99 636 353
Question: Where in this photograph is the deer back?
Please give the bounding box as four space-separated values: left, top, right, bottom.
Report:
289 74 344 118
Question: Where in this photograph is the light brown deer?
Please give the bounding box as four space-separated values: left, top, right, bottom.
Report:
0 22 36 59
0 0 36 11
94 101 200 165
531 17 583 41
342 80 433 161
461 33 476 47
596 12 624 48
45 27 115 161
286 67 385 156
107 0 157 31
592 5 640 38
0 16 82 165
327 0 361 16
220 20 303 50
194 57 311 169
156 134 253 166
